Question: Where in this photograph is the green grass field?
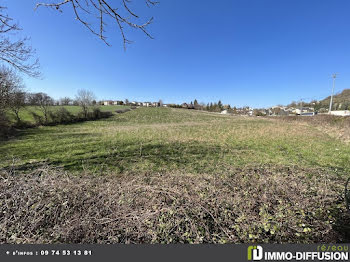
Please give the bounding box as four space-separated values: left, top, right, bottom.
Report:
6 105 128 124
1 107 350 243
1 107 350 173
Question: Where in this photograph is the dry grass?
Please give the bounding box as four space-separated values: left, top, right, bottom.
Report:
1 165 349 244
278 115 350 143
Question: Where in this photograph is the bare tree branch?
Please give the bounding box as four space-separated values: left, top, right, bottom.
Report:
0 6 40 77
0 37 40 78
35 0 158 49
0 6 20 33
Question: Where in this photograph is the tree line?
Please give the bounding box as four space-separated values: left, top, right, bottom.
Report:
177 99 248 114
0 67 112 138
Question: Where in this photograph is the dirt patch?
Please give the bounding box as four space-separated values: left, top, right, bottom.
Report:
0 165 348 243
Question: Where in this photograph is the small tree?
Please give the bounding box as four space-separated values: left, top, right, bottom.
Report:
0 66 22 111
9 91 26 122
218 100 223 110
34 92 53 123
0 66 23 134
75 89 96 118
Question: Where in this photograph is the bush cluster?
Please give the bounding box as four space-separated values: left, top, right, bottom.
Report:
0 111 13 139
0 107 114 140
30 107 113 126
115 108 131 114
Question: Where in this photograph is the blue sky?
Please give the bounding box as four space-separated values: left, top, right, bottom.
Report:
4 0 350 107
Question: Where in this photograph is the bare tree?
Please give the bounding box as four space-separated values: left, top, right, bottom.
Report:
35 0 158 49
75 89 95 118
0 66 25 133
0 66 23 111
33 92 54 123
60 97 72 106
9 91 26 122
0 6 40 77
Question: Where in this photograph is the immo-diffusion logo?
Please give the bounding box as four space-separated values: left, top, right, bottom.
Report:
247 245 263 261
247 245 349 261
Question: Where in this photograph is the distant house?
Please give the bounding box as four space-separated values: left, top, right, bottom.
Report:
142 102 151 107
152 102 160 107
102 100 125 106
113 101 124 105
295 107 314 115
102 100 113 106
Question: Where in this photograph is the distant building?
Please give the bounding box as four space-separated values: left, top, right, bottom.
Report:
329 110 350 116
295 107 314 115
113 101 124 105
102 100 124 106
270 106 290 116
102 100 113 106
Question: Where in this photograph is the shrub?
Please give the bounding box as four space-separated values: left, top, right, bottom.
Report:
77 111 86 120
48 111 59 124
0 111 12 139
91 108 102 119
52 107 75 124
115 108 131 114
30 112 44 126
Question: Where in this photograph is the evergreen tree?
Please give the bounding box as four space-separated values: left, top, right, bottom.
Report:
218 100 223 110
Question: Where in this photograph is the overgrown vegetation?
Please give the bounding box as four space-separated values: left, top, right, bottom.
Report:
0 165 349 243
279 115 350 143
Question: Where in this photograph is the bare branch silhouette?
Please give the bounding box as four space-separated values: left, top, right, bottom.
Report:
0 6 40 77
36 0 158 49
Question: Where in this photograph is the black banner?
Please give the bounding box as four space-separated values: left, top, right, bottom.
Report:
0 244 349 262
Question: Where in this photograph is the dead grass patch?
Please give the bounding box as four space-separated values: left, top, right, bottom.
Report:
0 165 348 243
277 115 350 143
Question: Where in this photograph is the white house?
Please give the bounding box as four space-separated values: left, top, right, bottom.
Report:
295 107 314 115
103 100 113 106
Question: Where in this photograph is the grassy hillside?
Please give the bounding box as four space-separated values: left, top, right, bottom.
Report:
315 89 350 110
1 107 349 173
6 105 128 124
1 108 349 243
322 89 350 104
